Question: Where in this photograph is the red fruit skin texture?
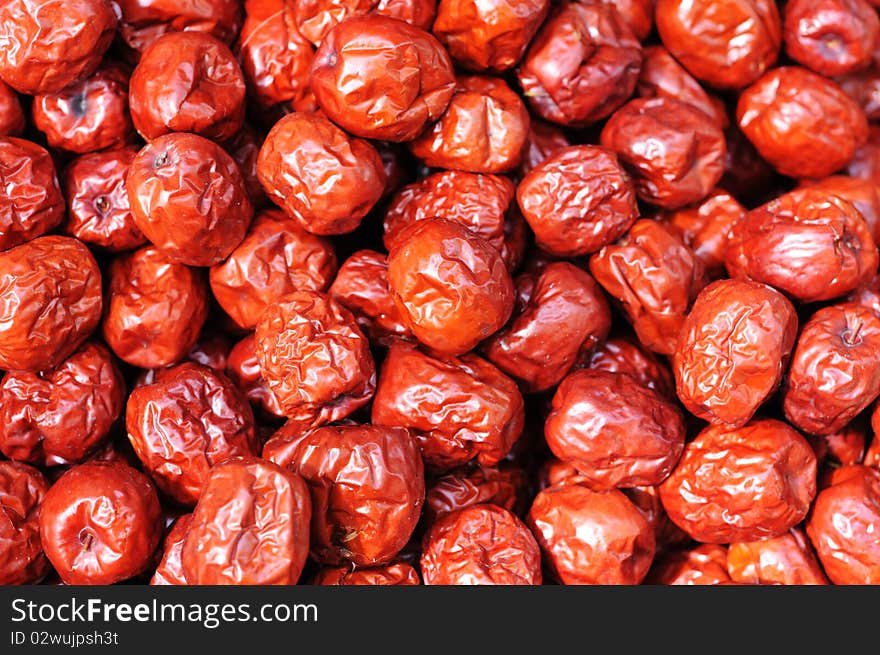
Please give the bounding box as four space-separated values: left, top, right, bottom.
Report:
421 504 542 585
371 343 524 472
659 419 817 544
125 363 259 506
673 279 798 428
181 457 312 585
39 462 162 585
528 481 656 585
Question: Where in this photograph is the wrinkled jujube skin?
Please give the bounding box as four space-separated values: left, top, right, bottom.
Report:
113 0 241 55
0 236 102 373
421 504 542 585
0 461 50 585
646 544 732 585
329 250 412 345
659 419 817 543
655 0 781 90
0 137 65 253
727 528 829 585
127 132 254 267
432 0 549 72
255 291 376 426
659 189 746 280
0 0 117 95
293 0 437 47
210 209 338 329
518 120 570 177
783 0 879 77
129 31 246 142
736 66 869 179
516 1 642 127
587 335 676 400
387 218 515 356
257 112 385 236
483 262 612 392
372 343 524 471
528 482 656 585
126 363 259 506
275 424 425 567
622 484 690 551
816 420 868 467
783 303 880 436
838 68 880 121
544 370 686 490
590 219 706 355
63 147 147 252
150 513 192 585
237 0 315 113
0 81 24 137
310 15 456 142
32 64 134 154
601 97 726 209
408 75 529 174
807 464 880 584
226 334 285 420
517 145 638 257
224 126 268 209
39 462 162 585
181 457 311 585
637 46 728 128
384 171 521 269
726 189 878 303
847 123 880 183
0 342 125 467
800 175 880 244
313 561 421 585
102 246 209 370
424 464 528 526
673 279 798 428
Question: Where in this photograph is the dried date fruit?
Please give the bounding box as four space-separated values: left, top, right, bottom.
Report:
150 514 192 586
726 188 878 303
673 279 798 428
125 363 259 506
517 1 642 126
590 219 706 355
655 0 781 89
528 481 655 585
372 343 524 471
544 370 685 489
0 0 117 95
127 132 254 267
312 561 420 585
483 262 611 392
255 291 375 426
647 544 731 585
129 31 246 141
257 112 385 236
736 66 868 179
783 303 880 436
659 419 817 543
271 424 424 566
387 218 515 356
310 15 455 142
181 456 311 585
39 462 162 585
432 0 549 72
727 528 829 585
517 145 638 257
209 209 337 329
0 461 50 585
421 504 542 585
0 342 124 466
102 246 209 369
600 97 726 209
806 464 880 584
0 236 102 372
